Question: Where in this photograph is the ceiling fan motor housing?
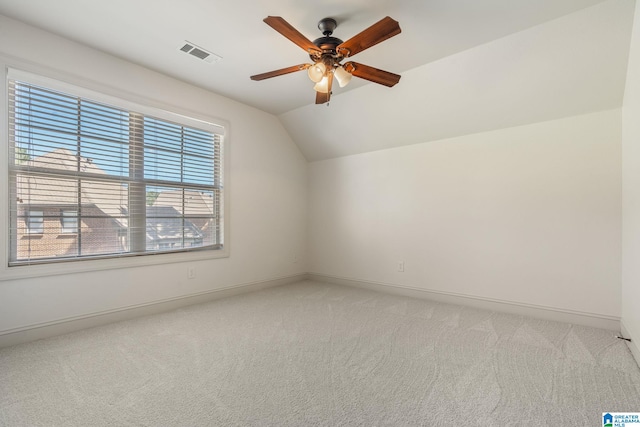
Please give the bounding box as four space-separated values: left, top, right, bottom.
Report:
311 18 344 64
312 36 343 52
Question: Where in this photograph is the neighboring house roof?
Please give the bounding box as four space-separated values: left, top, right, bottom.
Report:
153 189 214 216
16 148 128 227
17 148 206 242
145 206 203 243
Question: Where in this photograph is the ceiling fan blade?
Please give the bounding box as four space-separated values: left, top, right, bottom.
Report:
315 73 333 104
263 16 321 54
250 64 311 81
344 62 401 87
337 16 401 58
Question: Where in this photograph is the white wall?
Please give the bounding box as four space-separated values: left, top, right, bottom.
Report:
622 0 640 360
309 110 622 319
0 15 307 335
0 8 630 344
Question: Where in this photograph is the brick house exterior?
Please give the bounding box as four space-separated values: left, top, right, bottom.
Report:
14 148 207 262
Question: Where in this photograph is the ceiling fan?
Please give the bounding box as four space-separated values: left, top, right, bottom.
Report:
250 16 402 104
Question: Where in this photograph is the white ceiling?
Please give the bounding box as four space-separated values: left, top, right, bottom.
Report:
0 0 634 160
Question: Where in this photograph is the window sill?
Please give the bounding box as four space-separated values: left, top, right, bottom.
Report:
0 246 229 281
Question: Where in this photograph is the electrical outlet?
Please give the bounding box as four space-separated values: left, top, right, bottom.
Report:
187 267 195 279
398 261 405 272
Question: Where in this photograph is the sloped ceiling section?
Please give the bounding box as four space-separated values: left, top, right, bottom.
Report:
0 0 609 115
0 0 634 161
280 0 635 161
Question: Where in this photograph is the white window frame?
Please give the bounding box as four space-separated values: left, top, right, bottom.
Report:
60 210 78 234
1 67 230 281
25 210 43 234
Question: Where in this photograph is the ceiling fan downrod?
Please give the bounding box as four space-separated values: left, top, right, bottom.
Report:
311 17 344 63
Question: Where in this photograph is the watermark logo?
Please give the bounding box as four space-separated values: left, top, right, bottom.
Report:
603 413 640 427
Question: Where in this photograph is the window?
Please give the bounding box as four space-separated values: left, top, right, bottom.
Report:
25 210 43 234
60 210 78 234
8 72 225 266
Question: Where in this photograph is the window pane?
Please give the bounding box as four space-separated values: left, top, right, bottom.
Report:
183 154 214 185
144 147 182 182
13 172 130 261
80 136 129 177
146 186 217 251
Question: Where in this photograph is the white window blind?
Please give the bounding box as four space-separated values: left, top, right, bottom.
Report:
8 75 224 266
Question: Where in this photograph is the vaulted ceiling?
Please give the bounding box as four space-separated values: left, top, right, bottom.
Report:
0 0 634 160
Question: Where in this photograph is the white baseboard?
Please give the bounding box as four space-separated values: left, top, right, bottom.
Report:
621 321 640 368
0 273 307 349
308 273 621 331
2 272 624 349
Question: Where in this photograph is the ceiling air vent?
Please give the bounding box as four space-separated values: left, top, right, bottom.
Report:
179 41 222 64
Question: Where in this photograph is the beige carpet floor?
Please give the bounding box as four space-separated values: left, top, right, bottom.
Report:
1 280 639 426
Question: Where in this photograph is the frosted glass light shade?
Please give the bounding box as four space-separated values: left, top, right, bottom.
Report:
334 65 352 88
307 62 326 83
313 76 330 93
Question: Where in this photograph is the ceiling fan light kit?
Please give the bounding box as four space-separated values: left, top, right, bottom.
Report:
250 15 402 105
307 62 326 83
313 77 329 93
334 65 352 88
